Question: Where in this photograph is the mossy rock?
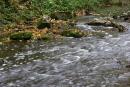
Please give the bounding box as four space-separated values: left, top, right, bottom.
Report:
42 35 51 41
39 33 53 41
10 32 32 40
61 29 84 38
37 20 51 29
50 11 73 20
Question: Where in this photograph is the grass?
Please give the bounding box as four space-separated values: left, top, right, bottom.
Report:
95 5 130 17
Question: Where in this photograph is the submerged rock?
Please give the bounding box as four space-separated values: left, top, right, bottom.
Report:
10 32 32 40
91 31 106 38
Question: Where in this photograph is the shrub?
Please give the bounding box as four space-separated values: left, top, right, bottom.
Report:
1 0 117 25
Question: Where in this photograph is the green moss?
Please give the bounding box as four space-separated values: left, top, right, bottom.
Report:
10 32 32 40
61 29 84 38
40 33 53 41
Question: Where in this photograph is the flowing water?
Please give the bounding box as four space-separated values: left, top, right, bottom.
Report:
0 16 130 87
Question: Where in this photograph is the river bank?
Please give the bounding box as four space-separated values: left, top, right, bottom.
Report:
1 2 130 44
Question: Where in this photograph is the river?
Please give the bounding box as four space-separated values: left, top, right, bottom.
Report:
0 16 130 87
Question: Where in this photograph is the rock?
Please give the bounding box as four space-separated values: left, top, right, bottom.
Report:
119 15 130 21
37 20 51 29
40 33 53 41
0 42 2 45
51 29 62 34
10 32 32 40
87 18 112 27
50 11 73 20
86 17 127 32
126 65 130 68
91 31 106 38
110 21 128 32
61 29 84 38
75 9 90 17
127 11 130 16
115 11 130 22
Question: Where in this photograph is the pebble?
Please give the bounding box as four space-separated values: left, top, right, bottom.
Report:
0 68 4 71
8 83 15 87
0 42 2 45
126 65 130 68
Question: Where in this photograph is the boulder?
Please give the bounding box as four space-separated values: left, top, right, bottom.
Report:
86 17 127 32
87 18 113 26
110 21 128 32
